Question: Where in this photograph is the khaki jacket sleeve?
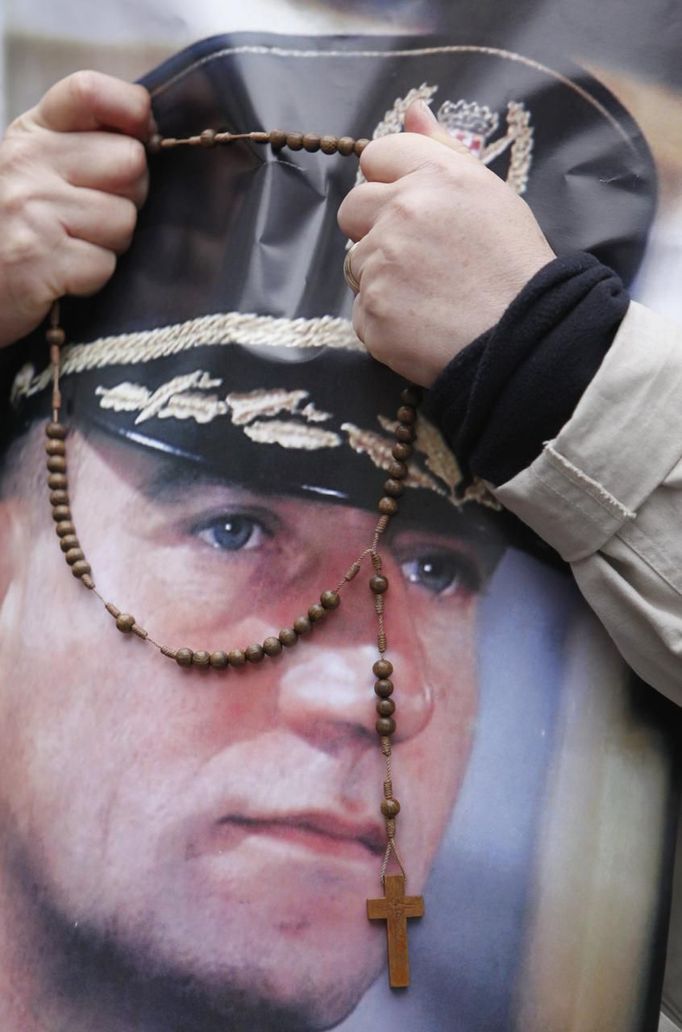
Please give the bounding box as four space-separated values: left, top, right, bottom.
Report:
490 301 682 706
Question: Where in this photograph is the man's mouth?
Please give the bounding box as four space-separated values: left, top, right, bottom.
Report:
215 811 386 859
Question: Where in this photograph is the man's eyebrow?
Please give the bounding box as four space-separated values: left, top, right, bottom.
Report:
136 458 226 501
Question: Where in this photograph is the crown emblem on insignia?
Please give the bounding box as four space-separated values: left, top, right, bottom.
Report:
436 99 500 140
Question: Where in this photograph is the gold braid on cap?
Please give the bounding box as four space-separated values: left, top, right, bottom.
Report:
45 126 423 989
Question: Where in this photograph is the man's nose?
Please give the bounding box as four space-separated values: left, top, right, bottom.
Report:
276 570 434 752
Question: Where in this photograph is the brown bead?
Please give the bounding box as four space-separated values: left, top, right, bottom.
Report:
401 386 423 407
320 590 340 610
45 439 66 456
49 489 69 506
176 648 193 667
396 405 417 425
47 455 66 473
263 636 283 656
64 547 84 565
337 136 355 156
354 138 370 154
392 442 412 461
55 521 75 538
381 797 401 818
200 128 217 147
209 651 229 669
370 574 388 594
51 505 71 522
132 624 148 640
115 613 135 633
319 134 338 154
269 129 287 149
81 574 95 590
105 603 121 618
48 472 68 490
377 698 395 717
278 627 298 647
394 423 416 443
147 133 162 153
246 643 265 663
228 649 247 667
383 478 404 497
308 603 326 623
373 659 393 678
378 497 398 516
286 132 304 151
293 615 312 635
46 422 67 439
59 534 79 552
46 327 65 346
249 131 271 144
376 717 396 736
387 460 408 480
192 650 211 667
302 133 321 152
374 678 394 697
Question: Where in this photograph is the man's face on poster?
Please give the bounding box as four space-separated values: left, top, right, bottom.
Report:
0 420 497 1027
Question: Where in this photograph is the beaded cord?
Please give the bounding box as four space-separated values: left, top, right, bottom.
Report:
45 126 422 904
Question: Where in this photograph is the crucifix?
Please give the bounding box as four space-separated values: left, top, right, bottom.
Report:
367 874 424 988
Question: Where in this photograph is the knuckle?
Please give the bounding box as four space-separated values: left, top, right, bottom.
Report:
118 137 147 183
66 69 101 112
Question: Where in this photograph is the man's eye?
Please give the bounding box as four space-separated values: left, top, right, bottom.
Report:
195 514 266 552
400 553 481 596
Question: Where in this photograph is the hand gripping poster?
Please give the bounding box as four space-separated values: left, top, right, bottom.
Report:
0 6 681 1032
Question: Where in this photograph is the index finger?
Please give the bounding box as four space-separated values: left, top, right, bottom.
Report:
29 71 152 140
359 130 471 184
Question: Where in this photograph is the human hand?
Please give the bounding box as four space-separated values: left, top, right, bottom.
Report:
337 100 555 386
0 71 153 349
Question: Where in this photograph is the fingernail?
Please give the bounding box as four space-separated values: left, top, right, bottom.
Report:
415 99 438 124
147 110 159 136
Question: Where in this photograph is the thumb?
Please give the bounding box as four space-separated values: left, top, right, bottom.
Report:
403 99 474 158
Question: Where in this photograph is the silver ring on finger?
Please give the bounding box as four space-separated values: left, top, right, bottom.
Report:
343 241 362 294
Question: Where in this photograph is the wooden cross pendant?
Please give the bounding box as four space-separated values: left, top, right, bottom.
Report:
367 874 424 988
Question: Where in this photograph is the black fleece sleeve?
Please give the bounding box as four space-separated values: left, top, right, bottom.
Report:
426 252 630 486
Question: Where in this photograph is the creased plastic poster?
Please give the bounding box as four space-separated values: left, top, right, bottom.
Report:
0 7 680 1032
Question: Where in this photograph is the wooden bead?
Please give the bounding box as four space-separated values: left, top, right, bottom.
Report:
381 797 400 817
383 478 404 497
228 649 247 667
59 534 79 552
45 439 66 456
354 138 370 154
49 489 69 506
370 575 388 594
320 590 340 610
392 442 412 461
308 603 326 623
147 133 162 153
46 327 65 346
269 129 287 149
249 131 270 143
200 129 217 147
374 678 394 697
401 386 423 407
115 613 135 633
373 658 393 678
71 559 91 579
387 460 408 480
55 521 76 537
394 424 416 443
192 650 211 667
48 473 68 489
302 133 321 152
47 455 67 473
46 422 67 439
378 497 398 516
246 643 265 663
176 648 193 667
293 615 312 635
376 717 396 736
209 651 229 668
286 132 304 150
263 636 283 656
64 548 84 565
51 505 71 522
337 136 355 156
377 698 395 717
278 627 298 647
81 574 95 590
397 405 417 425
132 624 148 640
319 134 338 154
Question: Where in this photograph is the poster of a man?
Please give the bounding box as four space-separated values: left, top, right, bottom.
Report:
0 20 680 1032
